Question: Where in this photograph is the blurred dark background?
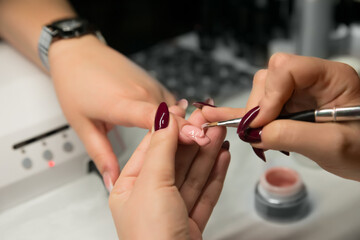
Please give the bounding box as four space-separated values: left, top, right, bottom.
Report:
70 0 360 102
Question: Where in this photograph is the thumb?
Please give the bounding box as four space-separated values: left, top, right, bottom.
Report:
138 102 179 186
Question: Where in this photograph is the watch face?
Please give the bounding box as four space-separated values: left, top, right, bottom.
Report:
52 18 89 37
56 19 83 31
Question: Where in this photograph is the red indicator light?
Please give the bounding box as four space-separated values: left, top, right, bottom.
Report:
48 160 55 168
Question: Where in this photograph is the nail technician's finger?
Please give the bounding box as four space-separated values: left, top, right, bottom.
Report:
77 119 120 189
138 113 179 185
112 133 152 195
253 53 358 127
174 144 199 188
254 120 354 164
190 149 230 232
245 69 267 112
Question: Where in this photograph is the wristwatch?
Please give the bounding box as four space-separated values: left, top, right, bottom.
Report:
38 18 106 70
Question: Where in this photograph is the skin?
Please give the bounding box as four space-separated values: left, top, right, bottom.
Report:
109 108 230 240
203 53 360 181
0 0 192 185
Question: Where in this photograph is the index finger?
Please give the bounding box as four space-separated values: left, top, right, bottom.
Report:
253 53 359 127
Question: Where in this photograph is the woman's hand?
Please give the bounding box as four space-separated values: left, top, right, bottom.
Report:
203 53 360 181
47 35 194 187
109 103 230 239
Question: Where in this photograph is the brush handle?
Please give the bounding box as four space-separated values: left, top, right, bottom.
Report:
277 110 315 122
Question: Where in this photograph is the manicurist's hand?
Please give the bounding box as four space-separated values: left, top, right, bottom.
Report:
109 103 230 240
203 53 360 181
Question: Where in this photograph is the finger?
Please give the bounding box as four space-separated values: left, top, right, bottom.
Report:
76 119 120 192
246 69 267 111
169 99 188 118
162 86 177 105
201 107 245 123
179 123 226 212
174 144 199 188
137 113 179 186
253 53 359 127
253 120 355 168
108 99 158 129
108 98 208 145
190 148 231 232
174 109 205 188
112 133 152 195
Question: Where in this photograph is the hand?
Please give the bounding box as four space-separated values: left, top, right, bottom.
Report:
204 53 360 181
109 103 230 240
47 35 191 187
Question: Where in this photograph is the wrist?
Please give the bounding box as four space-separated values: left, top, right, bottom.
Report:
48 34 105 71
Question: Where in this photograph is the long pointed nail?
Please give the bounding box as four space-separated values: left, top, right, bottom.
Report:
154 102 169 131
240 127 262 143
252 147 266 162
176 99 188 111
181 125 211 146
237 106 260 135
221 140 230 150
103 171 114 193
192 101 216 109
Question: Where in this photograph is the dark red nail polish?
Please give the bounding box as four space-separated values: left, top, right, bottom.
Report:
240 127 262 143
154 102 169 131
237 106 260 135
192 102 216 109
252 147 266 162
221 140 230 150
280 151 290 156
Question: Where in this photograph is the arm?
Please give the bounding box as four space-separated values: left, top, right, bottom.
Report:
0 0 76 69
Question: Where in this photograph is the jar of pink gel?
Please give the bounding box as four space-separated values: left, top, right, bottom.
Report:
255 167 310 222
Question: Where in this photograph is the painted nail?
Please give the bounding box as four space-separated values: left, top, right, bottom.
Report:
237 106 260 135
102 171 113 193
192 101 216 109
252 147 266 162
221 140 230 150
176 99 188 111
181 125 211 146
154 102 169 131
280 151 290 156
240 127 262 143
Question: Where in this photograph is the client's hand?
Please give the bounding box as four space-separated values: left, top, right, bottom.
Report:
202 53 360 181
47 35 190 187
109 103 230 239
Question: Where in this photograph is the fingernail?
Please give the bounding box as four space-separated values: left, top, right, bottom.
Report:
181 125 211 146
192 101 216 109
221 140 230 150
280 151 290 156
237 106 260 135
205 98 215 106
252 147 266 162
154 102 169 131
239 127 262 143
103 171 113 193
176 99 188 111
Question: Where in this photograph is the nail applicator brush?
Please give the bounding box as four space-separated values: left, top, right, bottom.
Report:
202 106 360 129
